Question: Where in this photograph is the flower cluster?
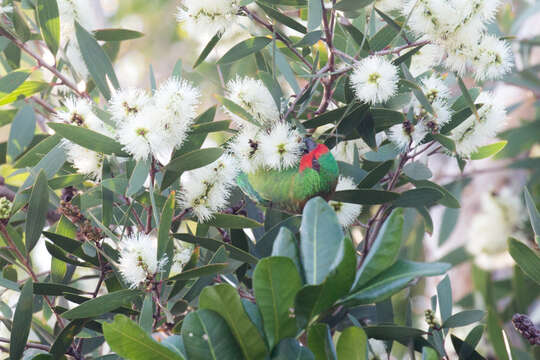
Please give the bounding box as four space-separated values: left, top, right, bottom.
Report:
404 0 512 80
170 241 194 276
118 232 168 288
328 177 363 227
466 187 526 270
176 0 241 36
178 154 239 221
350 56 399 105
112 77 201 164
331 138 372 164
0 197 12 220
230 122 304 173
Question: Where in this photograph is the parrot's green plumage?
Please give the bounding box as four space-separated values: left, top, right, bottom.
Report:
236 138 339 214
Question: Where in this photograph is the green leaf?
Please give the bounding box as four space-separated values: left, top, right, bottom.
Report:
363 144 399 162
432 134 456 153
167 264 229 281
456 75 479 125
486 308 509 360
353 209 403 290
334 0 375 11
258 0 307 7
508 237 540 284
294 30 323 47
139 294 153 333
7 104 35 162
357 160 394 189
158 192 175 260
50 319 87 358
256 215 302 257
336 327 368 360
458 325 485 359
422 347 439 360
344 260 450 305
25 170 49 253
75 21 120 99
436 275 452 323
363 325 428 348
217 37 272 64
307 0 322 31
93 28 144 41
524 187 540 245
307 323 337 360
205 213 263 229
331 190 399 205
126 157 151 196
470 141 507 160
253 257 302 348
401 64 434 114
275 48 301 93
182 309 242 360
199 284 268 360
191 120 231 134
300 197 344 285
271 227 301 273
403 162 432 180
442 310 485 329
451 335 486 360
104 314 184 360
62 290 141 319
165 148 223 173
272 338 315 359
33 283 84 296
257 2 307 34
194 32 222 68
48 122 128 156
410 180 460 209
37 0 60 55
0 70 30 97
392 188 443 208
174 233 258 265
10 279 33 360
370 25 398 52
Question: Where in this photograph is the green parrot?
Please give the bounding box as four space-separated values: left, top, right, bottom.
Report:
236 137 339 214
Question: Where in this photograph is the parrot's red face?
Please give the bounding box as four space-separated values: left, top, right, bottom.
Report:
299 143 330 172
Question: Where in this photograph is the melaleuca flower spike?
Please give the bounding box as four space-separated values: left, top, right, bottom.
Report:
350 56 398 104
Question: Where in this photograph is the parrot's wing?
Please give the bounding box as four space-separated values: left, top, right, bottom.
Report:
236 172 271 207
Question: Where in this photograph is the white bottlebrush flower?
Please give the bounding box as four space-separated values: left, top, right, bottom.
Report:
350 56 398 104
472 35 512 81
444 40 475 75
109 88 151 124
259 122 303 170
451 91 506 156
225 76 279 127
116 106 174 163
55 97 105 132
416 98 452 133
404 0 459 39
178 154 239 222
409 43 443 77
329 177 362 228
374 0 402 12
389 121 427 151
229 127 263 173
170 242 194 275
118 232 168 287
0 4 13 15
64 142 104 181
421 75 451 102
177 0 240 35
153 77 201 154
331 139 371 164
466 187 525 271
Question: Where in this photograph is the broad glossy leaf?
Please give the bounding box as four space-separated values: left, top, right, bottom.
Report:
165 148 223 173
422 347 438 360
182 309 242 360
307 323 337 360
300 197 344 285
104 314 184 360
331 189 399 205
271 227 301 274
451 335 486 360
75 21 120 99
25 170 49 253
336 327 367 360
93 28 144 41
7 105 35 162
256 215 302 258
205 213 263 229
217 37 272 64
403 162 432 180
458 325 485 359
199 284 268 359
392 188 443 208
470 141 507 160
62 290 141 319
442 310 485 329
272 338 314 359
508 237 540 284
353 209 403 290
48 122 128 156
174 233 258 264
10 279 33 360
37 0 60 55
253 257 302 348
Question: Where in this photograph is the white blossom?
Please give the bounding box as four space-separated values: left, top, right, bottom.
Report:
421 75 451 102
472 35 512 81
225 76 279 127
466 187 525 271
409 43 443 77
329 177 362 228
374 0 402 12
0 5 13 15
109 87 151 124
55 97 107 133
170 242 194 275
451 91 506 157
259 122 303 170
64 142 104 181
118 232 168 287
229 127 263 173
177 0 240 36
389 121 428 151
350 56 398 104
178 154 239 222
331 139 371 164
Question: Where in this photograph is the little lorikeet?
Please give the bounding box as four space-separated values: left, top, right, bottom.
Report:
236 137 339 214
